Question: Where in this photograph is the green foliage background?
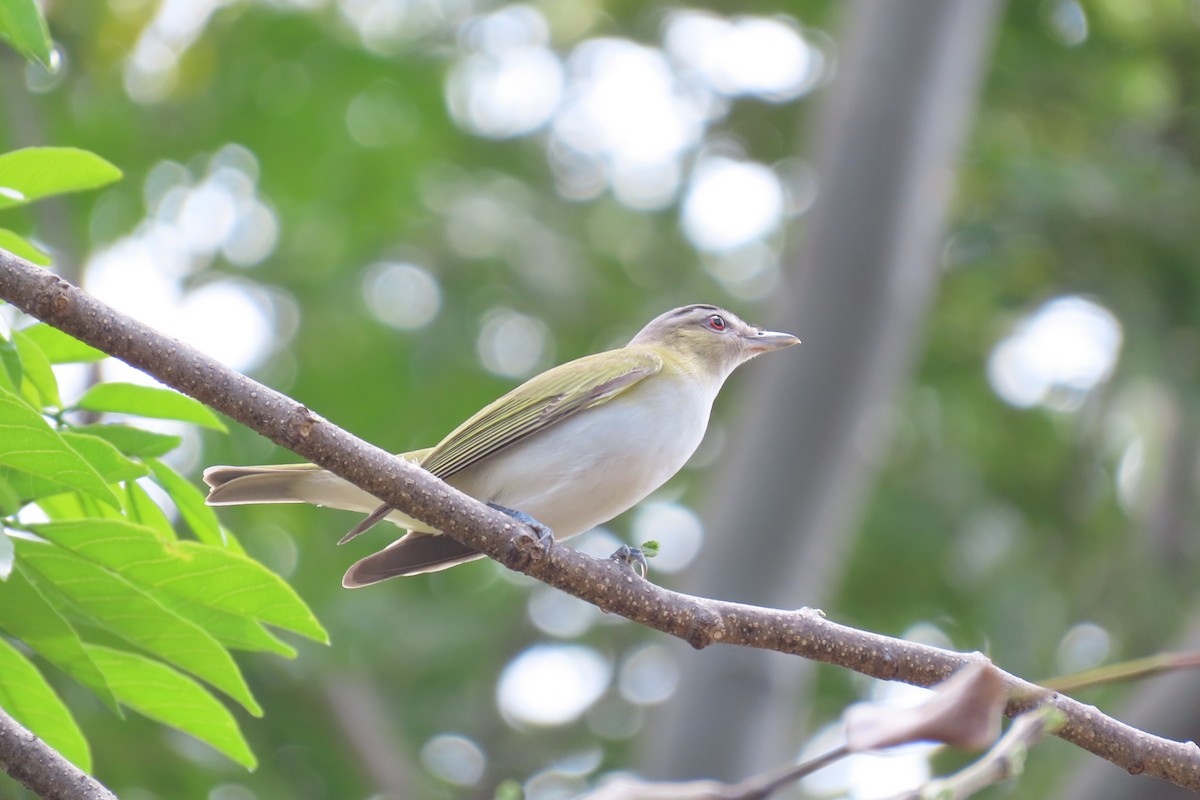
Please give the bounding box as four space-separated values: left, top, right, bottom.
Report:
2 0 1200 798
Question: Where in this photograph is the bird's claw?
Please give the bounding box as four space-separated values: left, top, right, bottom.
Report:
610 544 649 578
488 502 554 544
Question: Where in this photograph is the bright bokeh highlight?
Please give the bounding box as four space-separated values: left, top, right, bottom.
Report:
441 3 818 242
618 644 679 706
527 585 601 638
123 1 820 256
630 501 704 573
84 146 288 379
446 5 564 138
682 157 784 252
361 262 442 331
664 11 819 101
1057 621 1111 674
552 37 706 209
477 307 552 378
420 734 486 786
987 295 1122 411
497 644 611 727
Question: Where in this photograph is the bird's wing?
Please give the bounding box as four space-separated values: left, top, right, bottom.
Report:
342 532 485 587
419 347 662 478
338 348 661 544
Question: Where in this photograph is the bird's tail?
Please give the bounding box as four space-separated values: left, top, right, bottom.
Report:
204 448 434 511
204 463 332 505
203 452 458 584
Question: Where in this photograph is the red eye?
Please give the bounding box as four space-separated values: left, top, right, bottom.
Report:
706 314 727 331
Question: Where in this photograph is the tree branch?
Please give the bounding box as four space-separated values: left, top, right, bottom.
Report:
0 705 117 800
2 249 1200 790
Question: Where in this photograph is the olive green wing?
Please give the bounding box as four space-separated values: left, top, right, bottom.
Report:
420 347 663 478
338 348 661 543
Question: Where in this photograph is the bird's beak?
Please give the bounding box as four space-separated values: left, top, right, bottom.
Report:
746 329 801 353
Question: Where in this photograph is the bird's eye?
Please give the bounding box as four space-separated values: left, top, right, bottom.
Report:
706 314 727 331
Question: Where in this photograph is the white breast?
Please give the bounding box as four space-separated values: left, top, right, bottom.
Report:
446 373 719 538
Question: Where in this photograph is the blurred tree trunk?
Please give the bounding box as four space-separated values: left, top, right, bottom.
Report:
646 0 1002 781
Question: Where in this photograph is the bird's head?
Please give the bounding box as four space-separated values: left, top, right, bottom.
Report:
628 304 800 381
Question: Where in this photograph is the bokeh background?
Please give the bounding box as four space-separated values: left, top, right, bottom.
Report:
3 0 1200 798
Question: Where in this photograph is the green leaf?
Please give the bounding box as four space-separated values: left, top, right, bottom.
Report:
73 423 182 458
0 228 50 265
0 334 21 393
157 543 326 645
33 492 124 529
21 507 295 655
638 540 660 558
20 323 106 364
84 645 256 770
20 488 81 519
0 148 122 211
147 458 231 549
0 0 52 67
0 467 78 508
0 384 119 507
32 519 327 646
13 329 60 407
0 638 91 772
75 382 227 432
60 432 148 484
77 492 124 521
123 479 176 540
0 565 117 709
14 537 262 715
157 593 298 657
0 473 19 517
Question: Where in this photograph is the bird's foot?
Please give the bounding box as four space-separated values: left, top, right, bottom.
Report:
610 544 649 578
488 503 554 544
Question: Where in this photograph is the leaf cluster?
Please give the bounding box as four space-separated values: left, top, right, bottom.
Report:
0 147 327 775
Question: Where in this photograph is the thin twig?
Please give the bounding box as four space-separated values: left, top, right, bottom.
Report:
723 745 850 800
892 707 1063 800
1043 650 1200 694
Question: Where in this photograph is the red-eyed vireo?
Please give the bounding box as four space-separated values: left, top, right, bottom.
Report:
204 304 799 587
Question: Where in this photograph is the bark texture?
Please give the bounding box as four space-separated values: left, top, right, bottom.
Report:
0 706 116 800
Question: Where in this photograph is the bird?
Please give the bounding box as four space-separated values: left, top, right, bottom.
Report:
203 304 799 588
